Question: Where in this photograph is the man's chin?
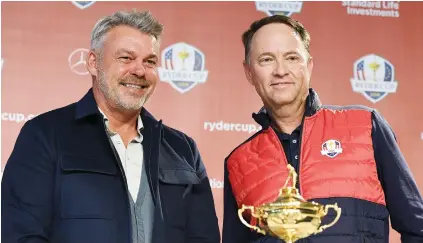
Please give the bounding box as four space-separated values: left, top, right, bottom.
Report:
115 98 145 111
271 96 297 106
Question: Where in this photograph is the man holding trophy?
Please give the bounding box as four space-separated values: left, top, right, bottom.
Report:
222 15 423 243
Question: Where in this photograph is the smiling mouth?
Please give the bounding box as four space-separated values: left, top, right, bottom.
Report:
121 83 149 89
270 82 294 86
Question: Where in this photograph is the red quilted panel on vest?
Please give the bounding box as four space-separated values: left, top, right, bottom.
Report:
300 108 386 206
227 128 289 209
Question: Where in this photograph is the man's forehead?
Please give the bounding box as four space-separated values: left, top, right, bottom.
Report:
104 31 160 55
253 24 301 42
105 26 156 43
251 25 304 52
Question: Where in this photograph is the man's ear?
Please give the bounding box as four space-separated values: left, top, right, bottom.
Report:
86 50 100 77
307 55 314 76
243 61 254 86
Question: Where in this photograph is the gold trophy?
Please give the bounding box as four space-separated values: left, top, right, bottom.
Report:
238 164 342 243
368 60 381 98
178 49 190 71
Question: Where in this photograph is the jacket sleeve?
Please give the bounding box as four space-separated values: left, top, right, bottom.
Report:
185 138 221 243
372 110 423 242
1 120 55 243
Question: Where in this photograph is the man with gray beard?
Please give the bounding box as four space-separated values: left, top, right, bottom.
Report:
2 10 220 243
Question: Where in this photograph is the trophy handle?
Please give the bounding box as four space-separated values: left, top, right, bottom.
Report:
238 204 266 235
315 203 342 233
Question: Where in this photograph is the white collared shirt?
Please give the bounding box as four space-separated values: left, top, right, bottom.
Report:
98 108 144 203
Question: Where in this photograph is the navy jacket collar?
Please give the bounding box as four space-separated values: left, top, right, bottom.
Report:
75 88 161 126
252 88 322 128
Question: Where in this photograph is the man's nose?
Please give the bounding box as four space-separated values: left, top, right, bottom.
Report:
272 60 288 77
130 60 146 78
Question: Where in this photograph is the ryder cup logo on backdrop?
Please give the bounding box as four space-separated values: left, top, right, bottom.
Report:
158 42 208 94
255 1 303 16
350 54 398 103
71 1 95 10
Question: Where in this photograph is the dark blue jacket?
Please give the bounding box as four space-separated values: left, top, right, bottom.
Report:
1 89 220 243
222 89 423 243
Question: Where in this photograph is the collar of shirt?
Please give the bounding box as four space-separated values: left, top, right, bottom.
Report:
274 124 302 140
97 107 143 143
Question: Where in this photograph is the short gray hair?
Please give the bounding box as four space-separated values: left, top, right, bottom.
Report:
90 10 164 51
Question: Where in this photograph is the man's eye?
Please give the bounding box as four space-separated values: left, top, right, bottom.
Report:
287 56 299 61
260 57 273 63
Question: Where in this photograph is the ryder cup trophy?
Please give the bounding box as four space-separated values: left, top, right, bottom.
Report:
238 164 342 243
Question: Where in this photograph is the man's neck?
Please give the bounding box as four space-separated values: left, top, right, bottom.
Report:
268 99 307 135
100 105 139 133
93 88 140 136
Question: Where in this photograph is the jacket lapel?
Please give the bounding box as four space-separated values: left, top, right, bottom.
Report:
140 109 166 243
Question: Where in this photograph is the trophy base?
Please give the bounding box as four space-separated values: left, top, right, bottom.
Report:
266 218 321 243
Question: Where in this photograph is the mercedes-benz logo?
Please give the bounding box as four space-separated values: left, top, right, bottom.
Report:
68 48 89 75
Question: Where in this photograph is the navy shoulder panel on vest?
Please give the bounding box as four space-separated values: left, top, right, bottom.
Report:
322 104 375 113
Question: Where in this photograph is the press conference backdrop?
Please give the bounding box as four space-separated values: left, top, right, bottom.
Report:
2 1 423 242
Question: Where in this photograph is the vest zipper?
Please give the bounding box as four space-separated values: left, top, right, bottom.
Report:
297 124 305 195
269 127 301 192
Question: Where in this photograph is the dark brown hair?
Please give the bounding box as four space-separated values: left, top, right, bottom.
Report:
242 15 310 63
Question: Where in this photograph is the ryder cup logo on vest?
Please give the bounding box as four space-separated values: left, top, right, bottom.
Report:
350 54 398 103
158 42 208 94
71 1 95 10
255 1 303 16
321 140 343 158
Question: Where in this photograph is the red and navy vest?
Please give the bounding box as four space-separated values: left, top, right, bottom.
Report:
227 107 386 218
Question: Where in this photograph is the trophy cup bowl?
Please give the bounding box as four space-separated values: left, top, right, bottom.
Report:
238 164 342 243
